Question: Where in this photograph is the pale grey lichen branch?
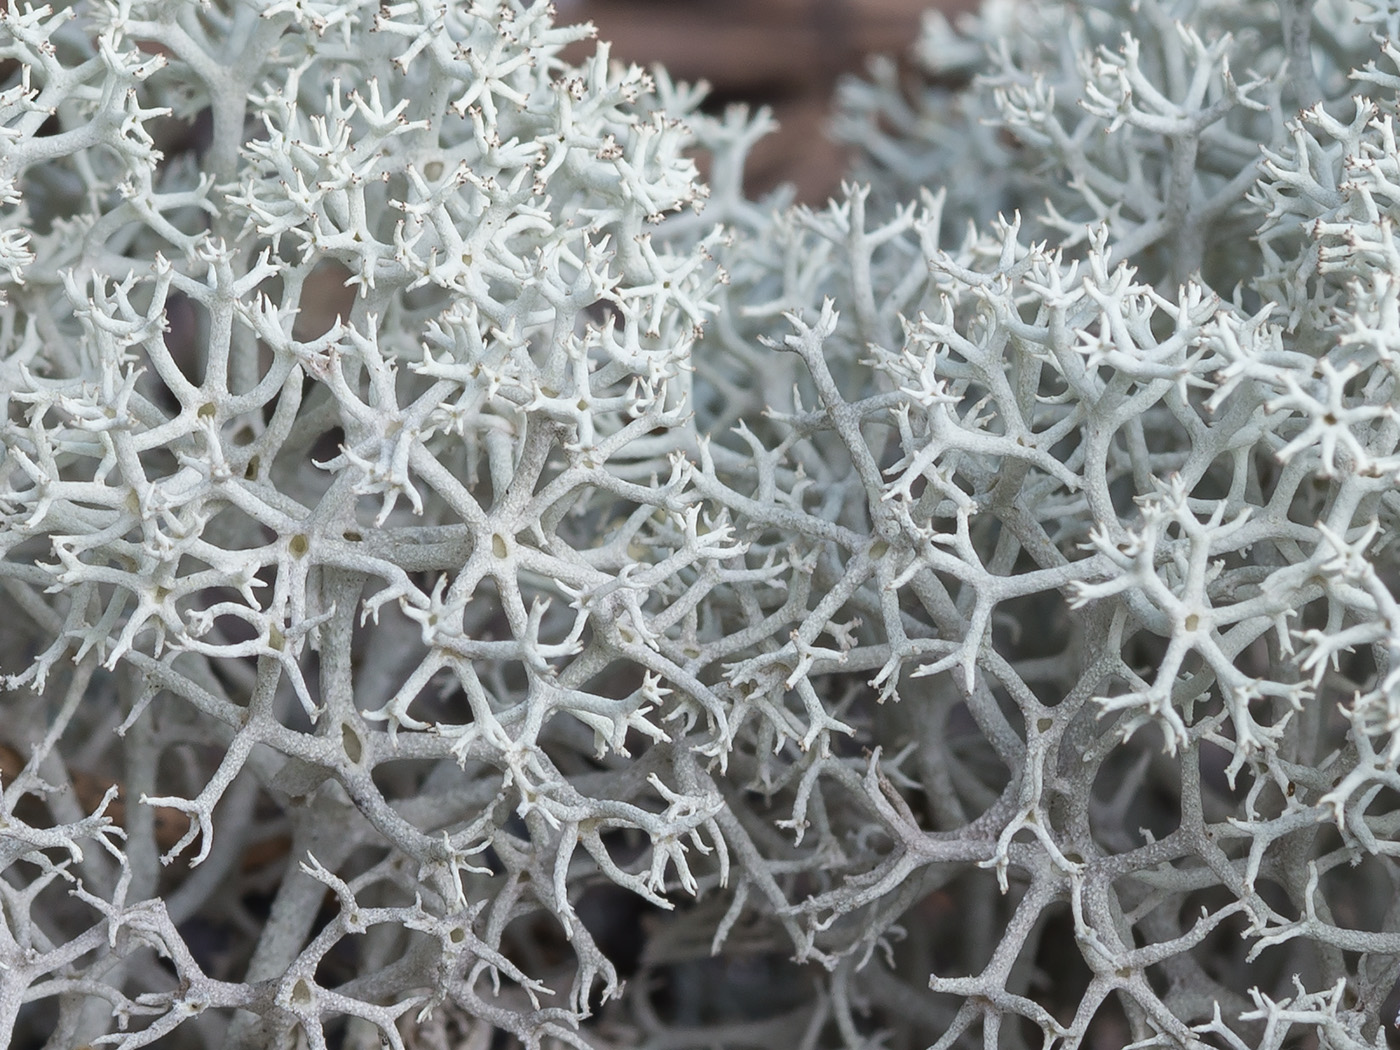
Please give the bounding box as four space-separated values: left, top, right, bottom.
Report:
4 0 1400 1048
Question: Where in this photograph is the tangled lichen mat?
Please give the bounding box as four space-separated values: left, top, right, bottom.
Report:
3 1 1400 1048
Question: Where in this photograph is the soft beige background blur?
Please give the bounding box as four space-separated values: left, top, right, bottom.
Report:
558 0 977 203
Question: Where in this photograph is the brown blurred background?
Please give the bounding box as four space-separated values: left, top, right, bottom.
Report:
557 0 977 204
